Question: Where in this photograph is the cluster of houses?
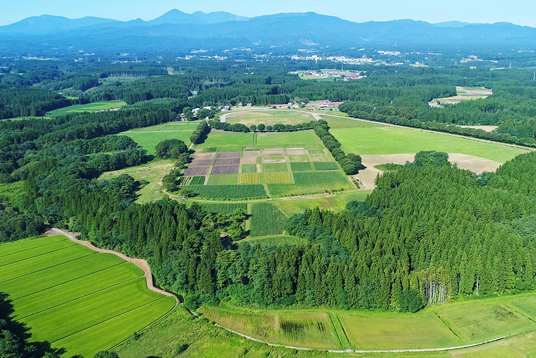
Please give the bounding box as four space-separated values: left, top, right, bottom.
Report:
306 100 344 111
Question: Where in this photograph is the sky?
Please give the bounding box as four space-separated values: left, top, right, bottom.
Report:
0 0 535 27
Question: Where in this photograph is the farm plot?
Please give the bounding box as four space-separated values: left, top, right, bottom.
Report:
211 165 240 175
0 236 175 358
263 163 289 173
249 203 288 236
207 174 239 185
189 185 267 200
313 162 339 171
240 173 262 184
265 172 293 184
291 162 313 172
184 166 211 176
214 158 241 166
241 164 257 173
225 109 315 126
46 101 127 117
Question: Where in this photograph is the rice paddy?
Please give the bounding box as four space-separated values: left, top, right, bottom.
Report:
0 235 176 358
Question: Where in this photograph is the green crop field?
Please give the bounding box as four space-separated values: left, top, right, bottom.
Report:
121 123 196 155
265 172 293 184
207 174 239 185
275 191 370 216
240 173 262 184
326 117 528 163
241 164 257 173
263 163 289 173
313 162 339 171
189 185 267 200
225 110 315 126
190 176 206 185
46 101 127 117
249 203 288 236
99 159 174 203
0 235 176 358
291 162 313 172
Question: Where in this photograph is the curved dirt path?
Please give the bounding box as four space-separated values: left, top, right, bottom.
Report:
45 228 177 300
43 229 525 354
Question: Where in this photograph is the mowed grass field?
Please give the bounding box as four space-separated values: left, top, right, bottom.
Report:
46 101 127 117
99 159 174 203
225 110 315 126
326 116 528 163
0 235 176 357
121 122 198 155
199 291 536 351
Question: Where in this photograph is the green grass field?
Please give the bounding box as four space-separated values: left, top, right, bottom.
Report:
198 132 255 149
0 235 175 357
257 131 322 147
249 203 288 237
327 117 528 162
207 174 239 185
197 291 536 352
225 110 315 126
46 101 127 117
242 234 308 246
189 185 267 200
274 191 371 216
121 122 196 155
99 159 174 203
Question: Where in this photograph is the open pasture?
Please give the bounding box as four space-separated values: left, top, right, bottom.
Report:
274 191 371 216
0 235 175 358
121 122 196 155
225 109 315 126
327 116 528 163
99 159 174 203
46 100 127 117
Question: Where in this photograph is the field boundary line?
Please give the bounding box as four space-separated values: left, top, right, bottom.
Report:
505 303 536 324
0 252 96 284
12 262 128 301
17 276 144 320
0 243 80 268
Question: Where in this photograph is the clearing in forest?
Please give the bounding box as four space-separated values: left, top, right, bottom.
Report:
224 109 316 126
46 100 127 117
0 235 176 358
121 122 197 155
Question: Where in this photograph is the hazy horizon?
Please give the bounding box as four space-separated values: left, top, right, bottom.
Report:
0 0 535 27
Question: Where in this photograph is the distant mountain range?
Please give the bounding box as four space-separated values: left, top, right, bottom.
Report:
0 10 535 54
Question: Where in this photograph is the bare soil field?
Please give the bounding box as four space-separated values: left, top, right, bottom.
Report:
211 165 240 175
459 125 498 132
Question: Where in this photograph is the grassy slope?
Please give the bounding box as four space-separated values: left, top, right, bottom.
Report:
327 117 528 163
46 101 127 117
0 236 175 357
198 291 536 352
121 122 196 155
99 159 174 203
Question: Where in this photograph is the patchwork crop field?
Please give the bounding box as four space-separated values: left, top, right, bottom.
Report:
183 131 355 200
0 235 176 358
